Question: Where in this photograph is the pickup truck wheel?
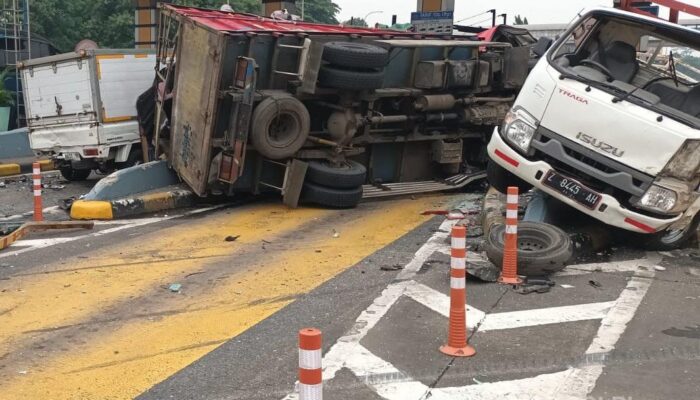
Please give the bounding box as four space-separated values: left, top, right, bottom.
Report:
251 96 310 160
487 160 533 194
318 65 384 90
59 166 91 182
301 182 363 209
306 160 367 189
322 42 389 69
485 222 573 276
638 214 700 251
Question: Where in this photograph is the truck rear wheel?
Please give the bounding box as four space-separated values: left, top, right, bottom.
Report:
322 42 389 69
487 160 532 194
318 65 385 90
59 166 91 181
251 95 310 160
301 182 363 209
306 160 367 189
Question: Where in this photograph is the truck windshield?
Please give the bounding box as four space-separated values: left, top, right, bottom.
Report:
549 11 700 128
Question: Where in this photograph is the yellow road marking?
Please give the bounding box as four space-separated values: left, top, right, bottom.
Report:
0 195 451 399
0 203 327 356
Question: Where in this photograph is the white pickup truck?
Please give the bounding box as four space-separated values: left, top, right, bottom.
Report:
20 49 156 181
487 7 700 250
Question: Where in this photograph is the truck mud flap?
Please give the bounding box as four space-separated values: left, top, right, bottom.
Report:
362 171 486 199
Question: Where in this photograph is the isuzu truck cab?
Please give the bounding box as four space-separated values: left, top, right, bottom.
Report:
487 8 700 250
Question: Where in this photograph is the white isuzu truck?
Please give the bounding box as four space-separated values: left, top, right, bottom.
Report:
487 7 700 250
20 49 156 181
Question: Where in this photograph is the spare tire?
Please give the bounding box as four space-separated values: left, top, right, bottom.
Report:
306 160 367 189
484 222 573 276
302 182 363 209
322 42 389 69
318 65 384 90
251 95 310 160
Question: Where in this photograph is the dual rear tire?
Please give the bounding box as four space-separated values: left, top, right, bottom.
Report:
301 160 366 208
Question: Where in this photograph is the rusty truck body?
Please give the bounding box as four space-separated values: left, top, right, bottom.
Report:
146 5 531 208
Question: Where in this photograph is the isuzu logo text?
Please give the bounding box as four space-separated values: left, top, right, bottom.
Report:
559 88 589 104
576 132 625 157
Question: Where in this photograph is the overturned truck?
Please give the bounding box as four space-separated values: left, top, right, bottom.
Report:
146 5 530 208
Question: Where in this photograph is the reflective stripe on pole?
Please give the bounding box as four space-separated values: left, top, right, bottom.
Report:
440 225 476 357
299 328 322 400
32 162 43 222
498 186 522 285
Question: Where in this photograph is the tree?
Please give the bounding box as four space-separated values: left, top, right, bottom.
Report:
513 15 529 25
343 17 368 27
27 0 341 52
299 0 340 24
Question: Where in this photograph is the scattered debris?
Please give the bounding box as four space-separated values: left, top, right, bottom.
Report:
473 378 483 385
168 283 182 293
18 370 27 375
588 280 602 289
0 181 5 188
515 279 555 295
380 265 404 271
560 284 575 289
225 235 240 242
654 265 667 271
0 263 13 268
332 230 340 238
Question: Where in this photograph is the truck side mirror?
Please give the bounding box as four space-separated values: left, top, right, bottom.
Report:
532 37 554 57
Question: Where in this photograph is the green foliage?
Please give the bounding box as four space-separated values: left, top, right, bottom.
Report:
0 68 15 107
513 15 529 25
343 17 368 27
299 0 340 24
28 0 340 53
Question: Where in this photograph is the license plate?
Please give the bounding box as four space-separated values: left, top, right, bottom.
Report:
542 171 602 210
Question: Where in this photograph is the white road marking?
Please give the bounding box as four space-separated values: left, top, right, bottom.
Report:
404 282 486 329
555 253 661 276
282 214 660 400
0 205 226 258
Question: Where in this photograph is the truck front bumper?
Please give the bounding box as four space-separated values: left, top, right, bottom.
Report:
487 129 681 234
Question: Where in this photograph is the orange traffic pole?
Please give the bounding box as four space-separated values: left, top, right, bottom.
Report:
440 225 476 357
32 162 43 222
298 328 323 400
498 186 523 285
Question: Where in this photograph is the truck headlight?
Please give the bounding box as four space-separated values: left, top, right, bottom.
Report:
502 108 538 153
636 184 677 213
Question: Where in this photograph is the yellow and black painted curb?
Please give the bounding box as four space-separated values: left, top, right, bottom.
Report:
71 190 196 220
0 159 56 177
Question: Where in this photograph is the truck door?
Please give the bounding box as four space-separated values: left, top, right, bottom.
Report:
170 24 225 195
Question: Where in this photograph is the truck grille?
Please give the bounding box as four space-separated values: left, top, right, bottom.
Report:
529 127 654 209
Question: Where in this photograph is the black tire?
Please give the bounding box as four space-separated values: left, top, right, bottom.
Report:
485 221 573 276
318 65 384 91
306 160 367 189
487 160 533 194
59 166 91 181
251 95 310 160
635 213 700 251
301 182 363 209
322 42 389 69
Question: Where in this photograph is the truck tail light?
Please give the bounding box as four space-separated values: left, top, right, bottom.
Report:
84 148 99 156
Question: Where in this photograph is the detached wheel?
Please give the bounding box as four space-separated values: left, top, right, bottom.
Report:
322 42 389 69
318 65 384 90
487 160 532 194
302 182 363 209
59 166 91 181
251 95 310 160
485 222 573 276
306 160 367 189
637 214 700 251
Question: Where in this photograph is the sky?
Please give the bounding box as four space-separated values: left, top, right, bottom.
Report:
333 0 700 26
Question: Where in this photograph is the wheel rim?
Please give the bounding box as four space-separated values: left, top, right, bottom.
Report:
267 112 300 148
518 236 549 252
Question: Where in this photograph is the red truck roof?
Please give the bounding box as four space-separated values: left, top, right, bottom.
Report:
163 4 414 36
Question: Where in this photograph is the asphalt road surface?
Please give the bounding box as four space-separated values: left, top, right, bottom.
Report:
1 191 699 400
